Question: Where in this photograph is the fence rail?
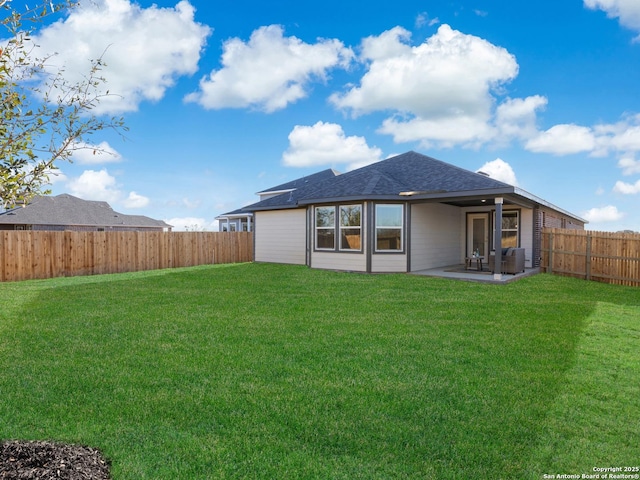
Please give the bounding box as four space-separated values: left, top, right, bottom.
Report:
541 228 640 287
0 231 254 282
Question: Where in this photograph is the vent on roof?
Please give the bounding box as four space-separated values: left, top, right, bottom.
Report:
477 171 490 177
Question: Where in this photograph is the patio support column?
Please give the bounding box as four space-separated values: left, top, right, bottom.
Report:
494 197 503 281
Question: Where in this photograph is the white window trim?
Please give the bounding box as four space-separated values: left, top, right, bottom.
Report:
375 204 404 253
339 204 362 252
315 206 336 251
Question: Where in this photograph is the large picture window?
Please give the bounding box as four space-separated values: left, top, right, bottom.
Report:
339 205 361 251
375 204 403 252
315 206 335 250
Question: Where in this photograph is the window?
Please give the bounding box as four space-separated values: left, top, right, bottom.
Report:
494 210 519 248
375 204 403 251
339 205 361 250
315 206 335 250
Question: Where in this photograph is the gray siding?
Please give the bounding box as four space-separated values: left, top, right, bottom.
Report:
255 209 307 265
411 203 461 271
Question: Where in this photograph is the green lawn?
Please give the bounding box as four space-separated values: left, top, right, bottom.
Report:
1 263 638 479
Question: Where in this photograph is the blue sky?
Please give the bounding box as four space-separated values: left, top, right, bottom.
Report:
22 0 640 231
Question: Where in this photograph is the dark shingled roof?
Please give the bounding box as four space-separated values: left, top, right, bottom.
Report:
246 151 513 211
0 194 172 228
218 168 342 217
257 168 341 194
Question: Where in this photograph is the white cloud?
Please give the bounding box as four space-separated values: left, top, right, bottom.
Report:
166 217 217 231
601 121 640 152
67 169 121 202
282 121 382 170
415 12 439 28
477 158 519 186
618 156 640 175
32 0 211 114
582 205 625 223
584 0 640 39
44 169 68 185
185 25 353 112
181 198 202 209
70 141 123 165
65 168 148 209
613 179 640 194
330 25 518 147
379 114 494 149
525 124 596 155
591 115 640 169
495 95 548 142
123 191 150 208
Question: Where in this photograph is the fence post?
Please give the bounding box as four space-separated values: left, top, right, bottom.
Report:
547 231 553 274
586 234 592 281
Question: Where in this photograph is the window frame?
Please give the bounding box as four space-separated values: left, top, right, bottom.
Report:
374 203 404 253
492 209 520 249
314 204 363 253
338 204 362 252
315 205 336 251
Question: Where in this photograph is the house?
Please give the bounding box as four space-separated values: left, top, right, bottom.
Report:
0 194 172 232
216 168 339 231
230 151 585 277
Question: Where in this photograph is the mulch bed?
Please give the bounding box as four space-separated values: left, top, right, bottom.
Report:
0 441 111 479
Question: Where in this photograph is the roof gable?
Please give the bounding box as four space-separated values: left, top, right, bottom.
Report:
246 151 512 210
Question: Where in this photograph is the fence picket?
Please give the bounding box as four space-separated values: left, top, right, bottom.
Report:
542 228 640 287
0 231 253 282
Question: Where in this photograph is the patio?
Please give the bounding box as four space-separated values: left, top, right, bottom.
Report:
411 265 540 284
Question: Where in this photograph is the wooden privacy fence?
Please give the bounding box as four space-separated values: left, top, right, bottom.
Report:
0 231 253 282
541 228 640 287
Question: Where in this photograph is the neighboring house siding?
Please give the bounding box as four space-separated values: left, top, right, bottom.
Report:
255 209 307 265
411 203 461 271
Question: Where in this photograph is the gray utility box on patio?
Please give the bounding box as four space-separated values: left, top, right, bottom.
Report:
488 248 525 274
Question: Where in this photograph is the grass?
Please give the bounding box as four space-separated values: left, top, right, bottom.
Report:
0 263 639 479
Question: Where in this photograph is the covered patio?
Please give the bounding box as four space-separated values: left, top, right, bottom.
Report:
411 264 541 284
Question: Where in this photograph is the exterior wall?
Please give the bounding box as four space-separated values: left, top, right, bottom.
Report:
310 202 368 272
461 206 536 268
540 208 585 230
411 203 462 271
311 252 367 272
517 207 534 268
371 253 407 273
255 209 307 265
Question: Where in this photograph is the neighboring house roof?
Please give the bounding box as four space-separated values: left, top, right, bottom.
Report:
244 151 586 223
0 194 172 229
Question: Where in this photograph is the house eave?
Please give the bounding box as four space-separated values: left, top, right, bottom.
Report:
256 188 294 196
513 187 588 224
245 185 586 224
215 212 254 220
